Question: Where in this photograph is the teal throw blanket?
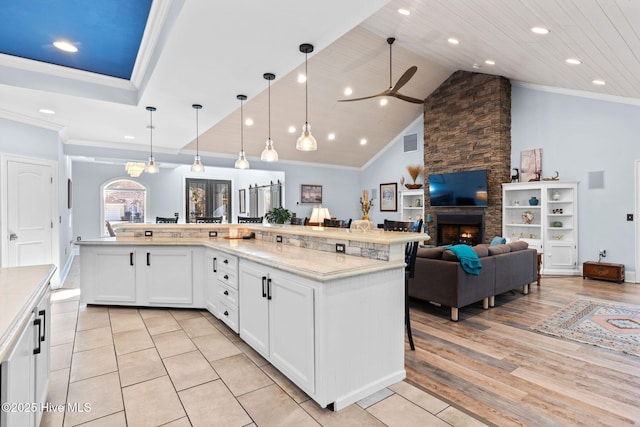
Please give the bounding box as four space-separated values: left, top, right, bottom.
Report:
446 244 482 275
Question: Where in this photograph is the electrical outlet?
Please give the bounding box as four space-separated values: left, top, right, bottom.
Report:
276 235 283 243
336 243 346 253
145 230 153 237
209 231 217 238
599 249 606 258
627 213 634 221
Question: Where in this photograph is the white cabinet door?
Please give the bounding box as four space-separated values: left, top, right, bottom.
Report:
85 247 137 303
34 290 50 426
238 263 270 357
0 313 36 427
205 249 218 315
143 248 193 305
269 272 315 394
546 242 576 271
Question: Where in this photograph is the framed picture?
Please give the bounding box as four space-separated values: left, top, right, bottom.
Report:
239 189 246 213
380 182 397 212
300 184 322 204
520 148 542 182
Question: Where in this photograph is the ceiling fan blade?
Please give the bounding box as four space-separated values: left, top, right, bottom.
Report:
390 66 417 93
393 92 425 104
338 88 391 102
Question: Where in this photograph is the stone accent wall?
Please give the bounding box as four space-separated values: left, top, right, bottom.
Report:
423 71 511 243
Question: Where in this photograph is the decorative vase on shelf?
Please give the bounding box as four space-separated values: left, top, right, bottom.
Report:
529 196 539 206
551 190 560 201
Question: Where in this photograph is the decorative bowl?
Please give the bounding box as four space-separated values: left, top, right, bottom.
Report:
405 184 423 189
552 221 563 227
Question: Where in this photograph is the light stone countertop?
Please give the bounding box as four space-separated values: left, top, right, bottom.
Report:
0 264 56 362
77 237 406 281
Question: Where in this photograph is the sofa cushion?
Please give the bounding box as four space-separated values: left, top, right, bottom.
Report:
490 236 506 246
417 247 444 259
508 241 529 252
473 244 489 258
442 249 459 261
488 244 511 255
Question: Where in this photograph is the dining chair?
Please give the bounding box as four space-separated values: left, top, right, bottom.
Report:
290 216 308 225
323 218 344 228
156 216 178 223
383 218 423 351
105 220 116 237
195 216 223 223
237 216 263 224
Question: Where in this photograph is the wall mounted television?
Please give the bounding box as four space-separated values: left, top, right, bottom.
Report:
428 170 488 207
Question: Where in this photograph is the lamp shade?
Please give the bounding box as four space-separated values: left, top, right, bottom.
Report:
309 206 331 225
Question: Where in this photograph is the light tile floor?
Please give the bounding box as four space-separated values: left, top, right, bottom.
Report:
41 263 488 427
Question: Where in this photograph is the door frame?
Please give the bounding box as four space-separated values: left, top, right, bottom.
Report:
0 154 60 274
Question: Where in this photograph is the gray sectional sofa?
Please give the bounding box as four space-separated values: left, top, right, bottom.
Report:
408 241 538 321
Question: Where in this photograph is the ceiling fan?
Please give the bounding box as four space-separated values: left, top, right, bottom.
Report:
338 37 424 104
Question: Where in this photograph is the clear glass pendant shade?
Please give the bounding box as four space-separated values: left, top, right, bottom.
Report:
261 139 278 161
296 123 317 151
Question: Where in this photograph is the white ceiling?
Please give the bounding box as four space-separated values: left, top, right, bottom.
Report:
0 0 638 169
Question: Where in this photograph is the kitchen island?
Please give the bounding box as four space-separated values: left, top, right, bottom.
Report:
77 224 424 410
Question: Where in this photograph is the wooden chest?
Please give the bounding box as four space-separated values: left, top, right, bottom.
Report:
583 261 625 283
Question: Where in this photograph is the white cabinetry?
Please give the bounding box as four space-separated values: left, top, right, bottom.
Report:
1 288 50 427
80 246 202 307
502 182 579 275
399 189 425 222
239 260 315 394
213 252 239 333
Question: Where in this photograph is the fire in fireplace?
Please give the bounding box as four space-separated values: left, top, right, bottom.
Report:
436 214 484 246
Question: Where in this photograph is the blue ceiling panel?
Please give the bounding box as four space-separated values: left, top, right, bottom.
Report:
0 0 152 79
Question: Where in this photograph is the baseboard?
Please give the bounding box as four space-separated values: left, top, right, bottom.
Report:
53 253 76 289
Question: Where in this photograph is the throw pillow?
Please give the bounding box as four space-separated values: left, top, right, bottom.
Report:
490 236 506 246
507 241 529 251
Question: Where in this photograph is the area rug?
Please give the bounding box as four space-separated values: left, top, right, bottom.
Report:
533 299 640 357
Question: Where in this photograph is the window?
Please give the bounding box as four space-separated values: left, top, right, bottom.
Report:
102 179 147 235
185 178 231 223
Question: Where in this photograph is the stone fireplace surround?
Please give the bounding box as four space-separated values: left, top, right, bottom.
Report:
423 70 511 243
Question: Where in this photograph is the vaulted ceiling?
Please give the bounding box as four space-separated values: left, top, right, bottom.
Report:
0 0 638 169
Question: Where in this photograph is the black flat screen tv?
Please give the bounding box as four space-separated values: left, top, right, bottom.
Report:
428 170 488 207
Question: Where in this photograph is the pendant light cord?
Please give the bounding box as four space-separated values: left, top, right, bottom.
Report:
268 79 271 139
240 98 244 151
304 51 309 125
149 109 153 157
195 108 199 156
389 41 393 89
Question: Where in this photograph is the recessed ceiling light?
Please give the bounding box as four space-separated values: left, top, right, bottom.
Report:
472 64 481 69
484 60 495 65
344 87 353 96
245 118 253 126
379 99 388 106
447 38 459 45
288 126 296 133
328 133 336 140
360 138 367 145
53 40 78 53
592 79 606 86
39 108 55 115
398 8 411 16
531 27 550 35
297 73 306 83
566 58 582 65
124 135 135 140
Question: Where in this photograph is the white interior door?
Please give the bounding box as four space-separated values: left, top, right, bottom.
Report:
6 160 53 266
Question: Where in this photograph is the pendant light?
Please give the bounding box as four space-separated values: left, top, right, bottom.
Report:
296 43 317 151
145 106 159 174
234 94 250 169
260 72 278 161
191 103 204 173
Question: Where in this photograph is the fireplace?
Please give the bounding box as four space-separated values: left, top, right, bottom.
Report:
436 214 484 246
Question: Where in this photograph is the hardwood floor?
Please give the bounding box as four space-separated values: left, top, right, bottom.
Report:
404 275 640 427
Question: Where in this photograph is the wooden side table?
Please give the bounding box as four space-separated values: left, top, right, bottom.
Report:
536 252 543 287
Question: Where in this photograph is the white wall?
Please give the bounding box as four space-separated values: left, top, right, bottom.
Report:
511 85 640 277
360 115 425 225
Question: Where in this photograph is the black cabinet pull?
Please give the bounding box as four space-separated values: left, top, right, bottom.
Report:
224 274 229 280
130 252 134 266
224 290 229 296
267 278 272 300
213 257 217 272
223 259 229 264
146 252 150 266
223 310 229 316
262 276 267 298
33 318 42 354
39 309 46 342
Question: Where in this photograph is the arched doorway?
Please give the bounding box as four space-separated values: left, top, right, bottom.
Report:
101 179 147 236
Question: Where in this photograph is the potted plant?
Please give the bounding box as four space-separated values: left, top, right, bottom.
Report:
265 206 293 224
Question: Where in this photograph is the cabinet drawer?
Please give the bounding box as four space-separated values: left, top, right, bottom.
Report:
583 262 624 283
217 254 238 271
217 269 238 289
218 282 238 306
217 299 238 333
